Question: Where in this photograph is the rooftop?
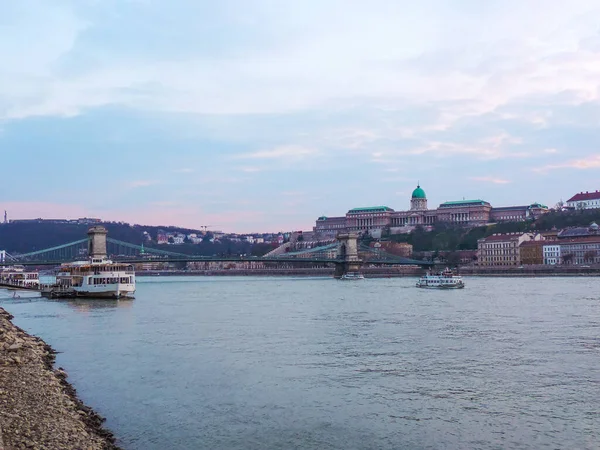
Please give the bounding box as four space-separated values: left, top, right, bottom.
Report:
519 240 546 247
559 236 600 244
567 190 600 202
347 206 394 214
411 185 426 199
479 232 531 242
439 200 490 208
558 225 599 238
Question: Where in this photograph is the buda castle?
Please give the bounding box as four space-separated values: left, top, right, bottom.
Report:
314 185 549 236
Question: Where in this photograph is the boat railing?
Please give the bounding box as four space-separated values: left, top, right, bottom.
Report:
40 283 72 292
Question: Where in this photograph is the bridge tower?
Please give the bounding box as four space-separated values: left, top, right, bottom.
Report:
87 226 108 259
334 232 362 278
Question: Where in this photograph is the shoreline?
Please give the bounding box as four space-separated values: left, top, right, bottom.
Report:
135 267 600 278
0 307 121 450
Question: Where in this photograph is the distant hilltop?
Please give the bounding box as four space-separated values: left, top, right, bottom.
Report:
7 217 103 225
0 220 290 257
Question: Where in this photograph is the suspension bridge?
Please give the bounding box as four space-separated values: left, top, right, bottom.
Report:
0 230 432 276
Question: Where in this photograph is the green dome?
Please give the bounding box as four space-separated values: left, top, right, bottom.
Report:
412 185 426 199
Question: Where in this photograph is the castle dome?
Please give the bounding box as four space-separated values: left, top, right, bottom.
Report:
412 185 426 199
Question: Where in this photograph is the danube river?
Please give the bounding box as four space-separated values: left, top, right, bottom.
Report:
1 276 599 449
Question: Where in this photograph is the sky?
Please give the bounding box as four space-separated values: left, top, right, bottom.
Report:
1 0 600 233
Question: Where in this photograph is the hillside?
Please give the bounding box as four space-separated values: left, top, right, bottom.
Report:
387 209 600 252
0 222 276 257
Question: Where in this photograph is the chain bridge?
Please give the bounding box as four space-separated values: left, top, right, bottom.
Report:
1 229 432 276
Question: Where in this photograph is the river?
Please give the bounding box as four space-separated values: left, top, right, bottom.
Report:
1 276 599 449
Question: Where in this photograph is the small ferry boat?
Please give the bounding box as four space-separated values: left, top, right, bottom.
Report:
416 268 465 289
340 272 365 280
0 266 40 290
42 257 136 299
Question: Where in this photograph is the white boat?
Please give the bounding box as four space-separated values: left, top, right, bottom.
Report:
43 257 136 299
0 265 40 290
416 268 464 289
340 272 365 280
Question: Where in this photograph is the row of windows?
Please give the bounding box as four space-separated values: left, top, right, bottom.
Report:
318 224 345 229
496 215 525 220
482 261 518 266
481 250 517 255
561 244 600 251
350 213 389 218
482 243 517 248
90 277 132 285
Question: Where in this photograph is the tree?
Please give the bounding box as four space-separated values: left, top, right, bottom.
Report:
381 226 391 239
562 253 574 264
446 251 462 267
360 233 374 245
584 250 597 263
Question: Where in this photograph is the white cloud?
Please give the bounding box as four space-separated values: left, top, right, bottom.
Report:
2 0 600 231
234 145 317 160
238 166 263 173
470 176 511 185
127 180 157 188
2 0 600 123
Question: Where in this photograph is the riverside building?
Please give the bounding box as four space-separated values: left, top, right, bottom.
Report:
314 184 549 236
543 243 561 265
476 233 541 267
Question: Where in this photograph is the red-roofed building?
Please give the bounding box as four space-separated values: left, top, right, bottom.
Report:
566 190 600 210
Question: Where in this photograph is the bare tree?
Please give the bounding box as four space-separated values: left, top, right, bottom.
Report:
562 253 574 265
584 250 597 263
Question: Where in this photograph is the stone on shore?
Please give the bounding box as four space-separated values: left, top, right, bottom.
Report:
0 307 120 449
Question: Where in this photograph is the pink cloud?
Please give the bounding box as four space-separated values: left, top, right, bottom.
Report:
535 154 600 172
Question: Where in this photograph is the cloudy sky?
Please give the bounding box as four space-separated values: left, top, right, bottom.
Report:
1 0 600 232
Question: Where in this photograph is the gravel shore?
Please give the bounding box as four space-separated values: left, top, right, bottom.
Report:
0 307 120 450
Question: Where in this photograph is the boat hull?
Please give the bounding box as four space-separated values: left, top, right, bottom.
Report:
42 290 135 299
42 283 135 299
0 282 40 291
416 284 464 289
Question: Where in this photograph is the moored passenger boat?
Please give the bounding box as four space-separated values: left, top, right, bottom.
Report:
0 266 40 290
42 257 136 299
340 271 365 280
416 268 465 289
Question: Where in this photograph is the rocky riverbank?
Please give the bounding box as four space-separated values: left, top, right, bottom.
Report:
0 307 120 450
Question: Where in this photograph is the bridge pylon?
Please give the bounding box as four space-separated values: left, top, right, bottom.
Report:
88 226 108 259
334 232 362 278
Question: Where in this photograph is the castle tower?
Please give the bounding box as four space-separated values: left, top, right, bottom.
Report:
410 184 427 211
87 226 108 259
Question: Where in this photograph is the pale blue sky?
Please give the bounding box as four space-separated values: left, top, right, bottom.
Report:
1 0 600 232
